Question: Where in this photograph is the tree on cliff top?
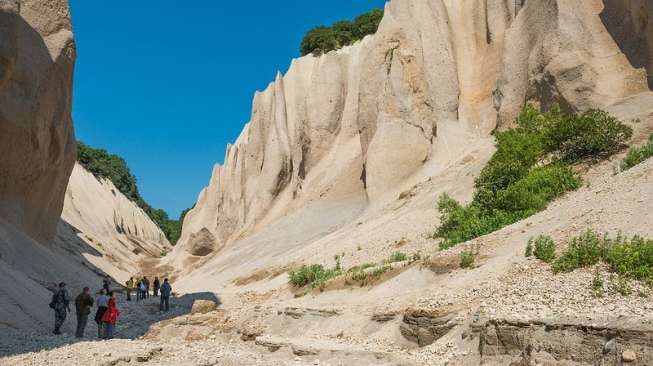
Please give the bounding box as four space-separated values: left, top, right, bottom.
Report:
300 8 383 56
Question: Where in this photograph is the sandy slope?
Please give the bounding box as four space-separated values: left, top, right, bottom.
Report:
0 164 170 333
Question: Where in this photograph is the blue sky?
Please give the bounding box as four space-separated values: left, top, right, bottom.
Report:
69 0 386 218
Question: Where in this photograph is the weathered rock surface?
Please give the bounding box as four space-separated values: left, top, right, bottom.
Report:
477 318 653 366
172 0 653 270
190 299 218 314
0 0 76 242
400 308 459 347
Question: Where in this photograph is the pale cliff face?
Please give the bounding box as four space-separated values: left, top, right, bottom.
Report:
0 0 76 242
59 163 171 281
173 0 652 266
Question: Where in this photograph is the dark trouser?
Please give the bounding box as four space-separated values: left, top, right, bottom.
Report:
160 295 169 311
75 313 88 338
153 287 159 296
126 288 131 301
95 306 107 338
104 322 115 339
54 309 67 334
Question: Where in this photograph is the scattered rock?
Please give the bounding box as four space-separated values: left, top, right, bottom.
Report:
622 349 637 362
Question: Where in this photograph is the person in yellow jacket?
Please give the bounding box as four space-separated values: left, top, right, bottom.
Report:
125 277 136 301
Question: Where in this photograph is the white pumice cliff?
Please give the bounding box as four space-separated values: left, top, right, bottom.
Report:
1 0 653 364
172 0 652 267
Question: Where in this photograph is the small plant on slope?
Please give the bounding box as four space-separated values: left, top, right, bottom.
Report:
530 235 556 263
289 264 341 289
460 250 475 269
621 133 653 171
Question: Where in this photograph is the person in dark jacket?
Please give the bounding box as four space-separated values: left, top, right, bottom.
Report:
94 288 109 338
159 278 172 312
143 277 150 299
74 287 94 338
102 276 111 293
50 282 71 335
153 277 160 297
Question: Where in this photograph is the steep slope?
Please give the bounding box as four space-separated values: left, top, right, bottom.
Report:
58 163 171 282
171 0 652 273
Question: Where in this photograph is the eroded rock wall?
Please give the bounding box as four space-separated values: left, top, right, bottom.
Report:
173 0 652 263
0 0 76 242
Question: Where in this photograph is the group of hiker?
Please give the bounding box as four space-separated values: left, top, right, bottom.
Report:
124 276 170 303
49 275 173 338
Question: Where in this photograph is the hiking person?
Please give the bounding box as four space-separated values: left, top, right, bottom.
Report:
101 291 120 339
102 276 111 293
159 278 172 312
74 287 94 338
125 277 135 301
153 277 160 297
139 280 146 301
144 277 150 298
49 282 71 335
94 288 109 338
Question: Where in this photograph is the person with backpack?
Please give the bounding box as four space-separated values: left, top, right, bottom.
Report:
153 277 160 297
159 278 172 312
74 287 94 338
101 291 120 339
94 288 109 338
125 277 135 301
49 282 71 335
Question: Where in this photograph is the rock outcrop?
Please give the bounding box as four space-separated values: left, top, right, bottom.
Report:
0 0 76 242
173 0 652 265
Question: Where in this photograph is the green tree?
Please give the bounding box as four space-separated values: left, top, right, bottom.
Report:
300 8 383 56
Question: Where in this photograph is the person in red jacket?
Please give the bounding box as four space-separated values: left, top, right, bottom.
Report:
100 291 120 339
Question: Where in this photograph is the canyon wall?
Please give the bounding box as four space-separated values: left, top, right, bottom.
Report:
173 0 652 265
0 0 76 242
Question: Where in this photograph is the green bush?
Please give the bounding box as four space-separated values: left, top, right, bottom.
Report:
434 104 630 248
77 142 191 244
552 230 653 284
552 230 605 273
386 251 408 263
460 250 475 269
300 9 383 55
621 133 653 171
289 264 341 289
529 235 556 263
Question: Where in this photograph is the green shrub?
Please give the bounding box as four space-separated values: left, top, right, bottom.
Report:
591 269 604 298
289 264 341 289
552 230 605 273
542 108 632 162
386 251 408 263
552 230 653 284
460 250 475 269
300 9 383 55
621 133 653 171
530 235 556 263
434 104 629 248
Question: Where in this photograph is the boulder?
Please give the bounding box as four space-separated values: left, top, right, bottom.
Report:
191 299 218 314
